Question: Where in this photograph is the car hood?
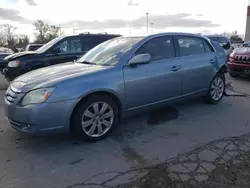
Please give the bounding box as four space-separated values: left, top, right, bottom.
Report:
3 51 37 61
13 62 110 91
233 47 250 55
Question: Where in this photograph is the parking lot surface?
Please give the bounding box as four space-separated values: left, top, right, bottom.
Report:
0 74 250 188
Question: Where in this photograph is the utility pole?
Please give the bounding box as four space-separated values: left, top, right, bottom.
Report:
146 13 149 33
150 23 154 33
73 28 78 35
245 0 250 41
129 27 131 34
73 23 78 35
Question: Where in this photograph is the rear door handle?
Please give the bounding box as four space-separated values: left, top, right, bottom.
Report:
170 66 180 72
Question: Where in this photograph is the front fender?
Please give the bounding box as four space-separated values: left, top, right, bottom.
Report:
46 68 126 106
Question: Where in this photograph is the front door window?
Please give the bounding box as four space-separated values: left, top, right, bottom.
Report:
53 37 82 54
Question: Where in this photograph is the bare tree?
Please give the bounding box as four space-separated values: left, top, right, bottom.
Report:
16 35 30 48
33 20 50 43
33 20 62 44
0 34 6 47
0 24 18 51
3 24 17 47
46 25 60 41
230 35 243 43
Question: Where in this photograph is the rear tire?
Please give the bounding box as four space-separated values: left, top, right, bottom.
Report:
71 94 119 142
203 73 225 105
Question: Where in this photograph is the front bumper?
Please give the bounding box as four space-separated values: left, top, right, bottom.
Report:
227 62 250 76
1 66 22 82
4 98 79 134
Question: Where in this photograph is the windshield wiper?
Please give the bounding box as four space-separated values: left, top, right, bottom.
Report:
78 61 96 65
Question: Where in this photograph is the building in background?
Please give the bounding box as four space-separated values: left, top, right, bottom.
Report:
245 0 250 41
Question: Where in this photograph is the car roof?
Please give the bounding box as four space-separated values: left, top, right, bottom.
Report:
124 32 207 39
78 33 121 36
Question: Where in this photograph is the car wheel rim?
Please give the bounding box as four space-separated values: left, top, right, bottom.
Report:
210 77 224 101
81 102 114 137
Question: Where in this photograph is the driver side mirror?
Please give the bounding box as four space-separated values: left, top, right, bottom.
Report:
127 54 151 66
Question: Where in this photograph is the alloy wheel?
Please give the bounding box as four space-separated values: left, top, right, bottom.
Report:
210 77 225 101
81 102 114 137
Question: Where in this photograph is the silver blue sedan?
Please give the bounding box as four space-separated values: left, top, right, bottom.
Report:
4 33 228 142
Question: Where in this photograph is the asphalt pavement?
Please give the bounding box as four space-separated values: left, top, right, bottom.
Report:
0 74 250 188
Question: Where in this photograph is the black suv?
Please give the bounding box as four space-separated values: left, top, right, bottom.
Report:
2 33 121 81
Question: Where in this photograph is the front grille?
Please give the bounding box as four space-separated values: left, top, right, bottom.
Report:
235 55 250 64
5 85 21 105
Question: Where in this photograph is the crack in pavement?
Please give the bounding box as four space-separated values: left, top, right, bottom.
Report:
225 82 250 97
70 157 85 165
66 133 250 188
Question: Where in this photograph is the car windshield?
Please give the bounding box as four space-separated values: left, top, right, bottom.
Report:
0 48 13 54
36 37 64 53
77 37 143 66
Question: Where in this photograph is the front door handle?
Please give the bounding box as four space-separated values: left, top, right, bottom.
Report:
170 66 180 72
209 59 215 64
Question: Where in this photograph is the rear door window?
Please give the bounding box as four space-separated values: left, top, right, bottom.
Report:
81 36 113 52
176 37 206 56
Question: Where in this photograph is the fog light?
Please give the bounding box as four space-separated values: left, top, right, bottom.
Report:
22 124 31 130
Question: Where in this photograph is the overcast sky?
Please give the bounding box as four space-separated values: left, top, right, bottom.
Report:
0 0 248 38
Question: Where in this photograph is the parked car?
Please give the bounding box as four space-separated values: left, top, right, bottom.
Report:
242 41 250 47
0 47 14 70
228 46 250 77
4 33 227 142
25 44 43 51
17 48 25 52
2 33 121 81
205 35 233 54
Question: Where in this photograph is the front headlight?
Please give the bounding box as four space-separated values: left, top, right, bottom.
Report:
20 87 55 106
8 60 20 67
230 51 235 58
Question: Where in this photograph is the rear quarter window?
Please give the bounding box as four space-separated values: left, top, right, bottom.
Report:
211 41 225 52
203 40 215 53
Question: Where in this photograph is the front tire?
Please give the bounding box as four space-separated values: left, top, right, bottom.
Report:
204 73 225 104
71 94 119 142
